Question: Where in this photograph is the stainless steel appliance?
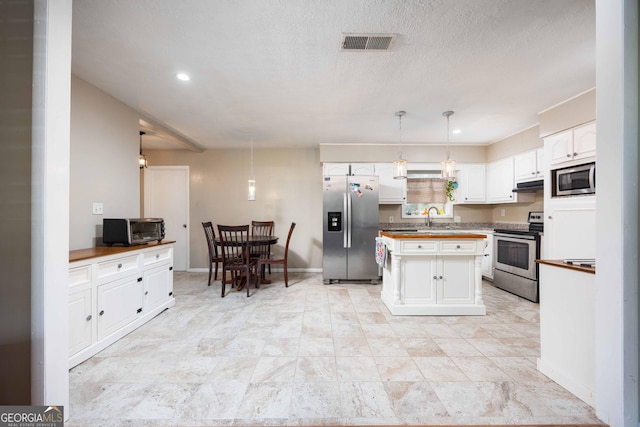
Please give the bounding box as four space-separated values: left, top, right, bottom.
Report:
103 218 165 246
492 212 543 302
323 175 380 283
552 162 595 197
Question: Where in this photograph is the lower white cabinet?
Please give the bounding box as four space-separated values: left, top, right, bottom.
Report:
68 242 175 368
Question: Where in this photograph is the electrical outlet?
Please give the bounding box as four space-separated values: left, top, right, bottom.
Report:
92 202 104 215
389 216 394 223
454 216 461 223
500 208 506 217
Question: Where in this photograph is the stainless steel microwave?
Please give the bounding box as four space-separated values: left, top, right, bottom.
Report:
103 218 165 246
552 162 595 197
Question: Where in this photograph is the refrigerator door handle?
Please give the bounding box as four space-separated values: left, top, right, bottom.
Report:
343 193 348 248
346 192 352 248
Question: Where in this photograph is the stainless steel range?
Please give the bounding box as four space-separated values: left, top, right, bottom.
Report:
492 212 543 302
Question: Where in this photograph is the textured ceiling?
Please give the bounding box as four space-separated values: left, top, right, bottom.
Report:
71 0 595 150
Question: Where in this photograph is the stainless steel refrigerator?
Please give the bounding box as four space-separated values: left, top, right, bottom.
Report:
323 175 380 283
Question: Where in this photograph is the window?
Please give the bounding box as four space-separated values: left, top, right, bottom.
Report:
402 169 454 219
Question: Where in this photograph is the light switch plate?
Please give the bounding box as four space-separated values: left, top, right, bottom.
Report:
389 216 394 223
92 202 103 215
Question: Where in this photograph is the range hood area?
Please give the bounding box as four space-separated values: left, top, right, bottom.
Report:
512 180 544 192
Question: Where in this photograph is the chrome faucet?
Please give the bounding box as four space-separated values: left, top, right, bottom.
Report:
427 206 439 227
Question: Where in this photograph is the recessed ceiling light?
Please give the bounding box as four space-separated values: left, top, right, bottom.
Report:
176 73 190 81
453 129 461 134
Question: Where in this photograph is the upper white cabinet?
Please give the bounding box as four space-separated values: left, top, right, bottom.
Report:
456 164 486 203
374 163 406 204
514 148 544 182
486 158 516 203
547 122 596 167
322 163 374 176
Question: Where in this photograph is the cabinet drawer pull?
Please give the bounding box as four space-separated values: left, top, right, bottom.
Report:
117 263 122 269
99 310 104 316
137 277 143 282
417 245 422 248
156 254 160 259
86 315 92 321
145 291 149 295
137 308 142 314
456 245 461 249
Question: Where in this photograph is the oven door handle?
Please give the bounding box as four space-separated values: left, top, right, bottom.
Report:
493 232 536 240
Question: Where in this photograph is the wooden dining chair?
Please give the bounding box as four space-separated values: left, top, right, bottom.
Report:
251 220 275 274
217 224 258 297
257 222 296 287
201 221 223 287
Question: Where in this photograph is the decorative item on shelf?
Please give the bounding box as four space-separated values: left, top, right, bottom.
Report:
393 110 407 180
446 180 458 202
441 111 456 180
248 138 256 201
139 131 148 169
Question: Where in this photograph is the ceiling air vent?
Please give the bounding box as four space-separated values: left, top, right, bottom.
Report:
340 33 397 51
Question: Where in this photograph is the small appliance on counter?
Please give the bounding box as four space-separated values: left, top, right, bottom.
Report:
103 218 165 246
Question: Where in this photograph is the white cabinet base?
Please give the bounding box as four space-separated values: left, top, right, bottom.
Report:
380 236 486 316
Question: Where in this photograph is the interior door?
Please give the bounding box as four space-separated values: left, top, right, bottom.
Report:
144 166 189 270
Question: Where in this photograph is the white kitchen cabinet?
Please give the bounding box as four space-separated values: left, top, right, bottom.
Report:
544 201 596 260
97 275 144 340
69 287 92 356
481 231 494 280
486 157 516 203
514 148 544 182
322 163 374 176
374 162 406 204
68 242 175 368
457 163 486 203
380 234 486 315
547 122 596 167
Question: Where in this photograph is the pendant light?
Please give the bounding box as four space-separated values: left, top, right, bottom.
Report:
393 110 407 179
248 138 256 201
139 131 148 169
441 111 456 180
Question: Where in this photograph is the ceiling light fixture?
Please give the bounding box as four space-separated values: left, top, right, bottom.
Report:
248 138 256 201
176 72 190 81
393 110 407 180
441 111 456 180
139 131 148 169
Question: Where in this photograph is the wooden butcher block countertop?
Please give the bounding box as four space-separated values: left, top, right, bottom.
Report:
380 231 487 239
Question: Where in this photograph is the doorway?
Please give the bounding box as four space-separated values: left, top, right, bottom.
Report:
144 166 190 271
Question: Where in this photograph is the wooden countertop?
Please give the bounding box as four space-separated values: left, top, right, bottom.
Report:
380 231 487 239
536 259 596 274
70 241 176 262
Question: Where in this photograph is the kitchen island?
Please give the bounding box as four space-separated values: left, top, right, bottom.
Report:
379 231 487 315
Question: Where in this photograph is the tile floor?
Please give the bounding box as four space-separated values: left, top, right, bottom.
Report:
67 272 601 426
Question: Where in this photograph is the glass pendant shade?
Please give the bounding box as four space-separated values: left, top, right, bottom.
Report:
441 155 456 180
139 131 148 169
393 155 407 179
248 139 256 201
392 111 407 179
248 178 256 201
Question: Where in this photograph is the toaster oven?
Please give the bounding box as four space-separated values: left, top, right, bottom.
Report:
103 218 165 246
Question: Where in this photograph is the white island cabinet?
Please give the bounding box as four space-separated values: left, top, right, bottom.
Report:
68 241 175 368
379 232 487 315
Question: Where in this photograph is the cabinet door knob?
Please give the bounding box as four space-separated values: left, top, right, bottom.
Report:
439 276 443 280
99 310 104 316
86 315 92 321
145 291 149 295
573 152 578 156
117 263 122 269
531 172 535 175
566 153 571 157
433 276 438 280
156 254 160 259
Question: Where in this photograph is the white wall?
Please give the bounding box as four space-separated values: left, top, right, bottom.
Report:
595 0 639 425
69 76 141 250
145 147 324 270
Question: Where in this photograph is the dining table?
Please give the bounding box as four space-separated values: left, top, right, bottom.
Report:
215 235 279 287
